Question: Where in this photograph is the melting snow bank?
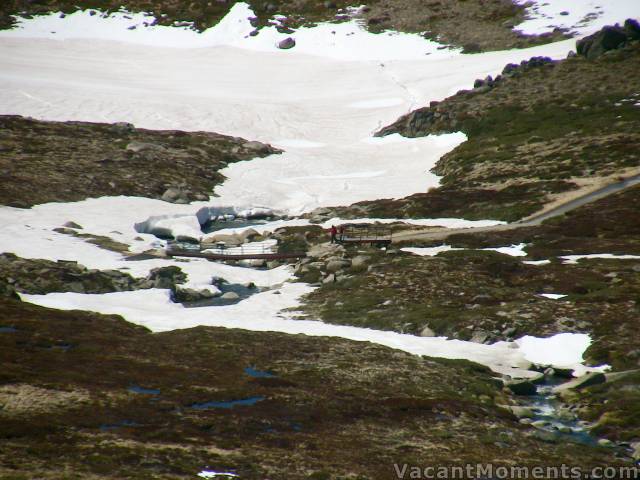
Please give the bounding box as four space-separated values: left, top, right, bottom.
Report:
22 288 607 380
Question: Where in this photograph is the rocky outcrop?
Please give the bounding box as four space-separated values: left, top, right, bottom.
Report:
0 115 282 207
376 55 555 138
0 253 188 295
577 19 640 59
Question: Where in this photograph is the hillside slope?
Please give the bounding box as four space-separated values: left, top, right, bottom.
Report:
313 24 640 222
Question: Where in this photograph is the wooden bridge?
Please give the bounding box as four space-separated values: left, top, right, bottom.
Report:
166 241 306 261
337 225 392 247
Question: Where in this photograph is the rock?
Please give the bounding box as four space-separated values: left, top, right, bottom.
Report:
278 37 296 50
322 274 336 284
419 326 436 337
470 330 489 344
0 279 20 300
529 372 546 385
533 430 558 443
597 438 614 447
266 260 281 269
507 405 535 418
502 326 517 337
308 243 345 260
63 221 83 229
110 122 134 133
220 291 240 300
531 420 549 428
505 379 537 396
631 441 640 461
161 187 190 204
624 18 640 41
351 255 370 269
126 141 164 153
243 141 267 152
243 282 256 289
553 372 606 392
326 259 351 273
171 287 217 303
577 24 628 59
147 266 187 289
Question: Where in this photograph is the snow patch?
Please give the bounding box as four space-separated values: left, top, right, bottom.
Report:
513 0 639 37
516 333 609 376
561 253 640 264
22 288 606 378
539 293 568 300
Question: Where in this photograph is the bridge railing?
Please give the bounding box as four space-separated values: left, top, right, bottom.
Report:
198 242 277 257
340 226 392 242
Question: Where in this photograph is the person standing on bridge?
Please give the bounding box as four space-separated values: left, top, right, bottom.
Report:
330 225 337 244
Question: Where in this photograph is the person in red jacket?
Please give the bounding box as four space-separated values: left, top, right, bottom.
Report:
330 225 337 244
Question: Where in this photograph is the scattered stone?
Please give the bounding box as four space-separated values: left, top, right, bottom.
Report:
63 221 83 229
278 37 296 50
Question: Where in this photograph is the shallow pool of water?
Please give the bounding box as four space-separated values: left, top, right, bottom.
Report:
128 385 161 395
245 366 276 378
189 396 265 410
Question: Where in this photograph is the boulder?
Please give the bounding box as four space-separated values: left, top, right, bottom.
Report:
243 141 267 152
161 187 190 204
278 37 296 49
470 330 489 344
146 266 187 289
326 259 351 273
624 18 640 41
419 325 436 337
505 379 537 396
221 291 240 300
322 273 336 284
553 372 606 392
351 255 370 269
171 287 217 303
577 25 628 59
631 442 640 461
63 221 83 229
506 405 535 419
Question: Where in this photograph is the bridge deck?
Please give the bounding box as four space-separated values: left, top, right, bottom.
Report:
167 248 306 261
